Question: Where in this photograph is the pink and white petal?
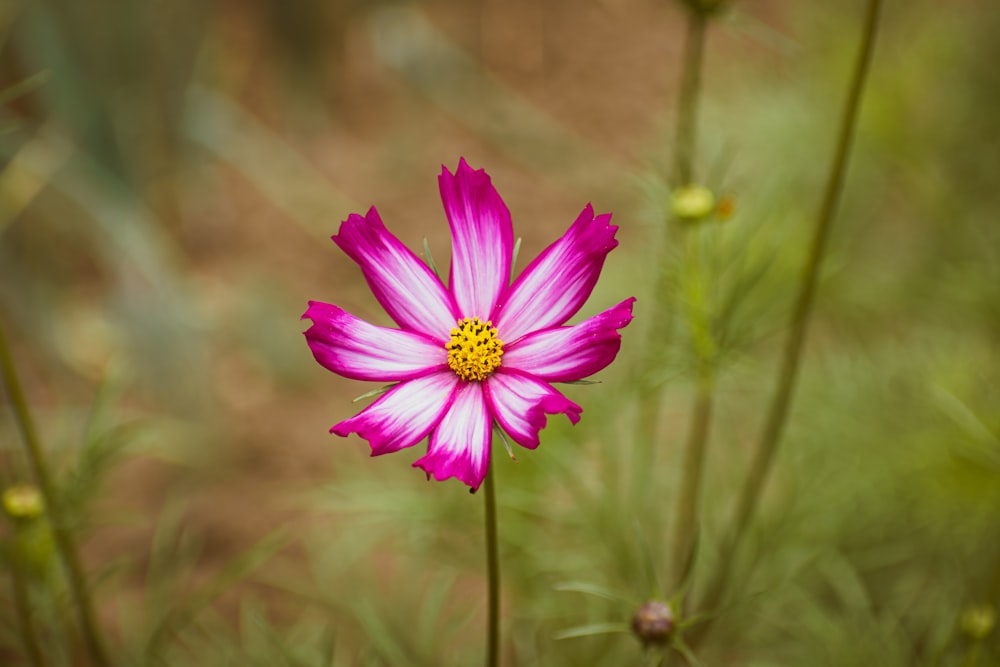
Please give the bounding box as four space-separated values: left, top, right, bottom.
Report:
412 381 492 490
484 369 582 450
492 205 619 341
332 371 458 456
439 159 513 319
303 301 446 381
333 207 459 337
502 297 635 382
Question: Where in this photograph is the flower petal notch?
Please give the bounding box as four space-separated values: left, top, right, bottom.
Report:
303 159 635 490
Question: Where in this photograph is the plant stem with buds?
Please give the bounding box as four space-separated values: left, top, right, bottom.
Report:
671 231 716 592
670 4 715 598
0 321 111 667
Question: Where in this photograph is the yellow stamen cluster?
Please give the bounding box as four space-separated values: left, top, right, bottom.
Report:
446 317 504 381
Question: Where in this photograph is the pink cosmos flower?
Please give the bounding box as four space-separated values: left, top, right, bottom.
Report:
303 159 635 491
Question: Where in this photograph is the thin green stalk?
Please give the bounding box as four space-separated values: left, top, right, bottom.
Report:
10 568 47 667
693 0 884 640
671 366 714 590
483 465 500 667
665 3 715 610
671 231 716 593
674 9 708 185
0 321 111 667
989 551 1000 604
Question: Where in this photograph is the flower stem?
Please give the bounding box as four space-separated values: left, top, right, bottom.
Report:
10 568 47 667
693 0 884 639
672 364 714 589
483 464 500 667
671 231 716 592
668 0 715 594
674 8 708 185
0 321 111 667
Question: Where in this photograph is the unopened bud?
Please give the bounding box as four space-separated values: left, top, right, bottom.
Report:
2 484 45 520
961 604 996 640
671 185 716 222
632 600 675 646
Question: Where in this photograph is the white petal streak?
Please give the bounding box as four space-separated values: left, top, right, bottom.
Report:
333 208 458 336
412 381 492 490
493 205 618 341
303 301 446 381
501 298 635 382
484 370 581 449
440 159 513 319
332 371 457 455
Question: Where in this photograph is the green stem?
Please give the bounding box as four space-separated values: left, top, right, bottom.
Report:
0 321 111 667
674 9 708 185
10 567 47 667
960 641 982 667
666 0 714 595
671 232 716 593
693 0 884 640
483 465 500 667
672 366 714 590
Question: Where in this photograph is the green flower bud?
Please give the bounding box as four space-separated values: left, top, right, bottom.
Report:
961 604 996 640
2 484 45 520
3 485 53 580
671 185 716 222
632 600 675 646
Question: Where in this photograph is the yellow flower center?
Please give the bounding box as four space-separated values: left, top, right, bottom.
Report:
446 317 504 381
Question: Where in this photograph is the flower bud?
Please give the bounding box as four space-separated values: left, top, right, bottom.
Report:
2 484 45 520
671 185 716 222
961 604 996 640
631 600 675 646
3 485 54 580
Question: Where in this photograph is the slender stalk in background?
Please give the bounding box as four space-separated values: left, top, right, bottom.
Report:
693 0 885 639
674 8 708 186
0 321 112 667
669 3 714 596
10 569 47 667
483 465 500 667
671 232 716 593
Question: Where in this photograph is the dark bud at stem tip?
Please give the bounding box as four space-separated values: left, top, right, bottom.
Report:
632 600 675 646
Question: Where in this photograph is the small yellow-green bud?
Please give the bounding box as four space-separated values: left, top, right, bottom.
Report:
961 604 996 640
671 185 716 222
2 484 45 520
3 486 54 581
632 600 675 646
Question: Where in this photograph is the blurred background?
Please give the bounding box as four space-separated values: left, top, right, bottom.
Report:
1 0 998 664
